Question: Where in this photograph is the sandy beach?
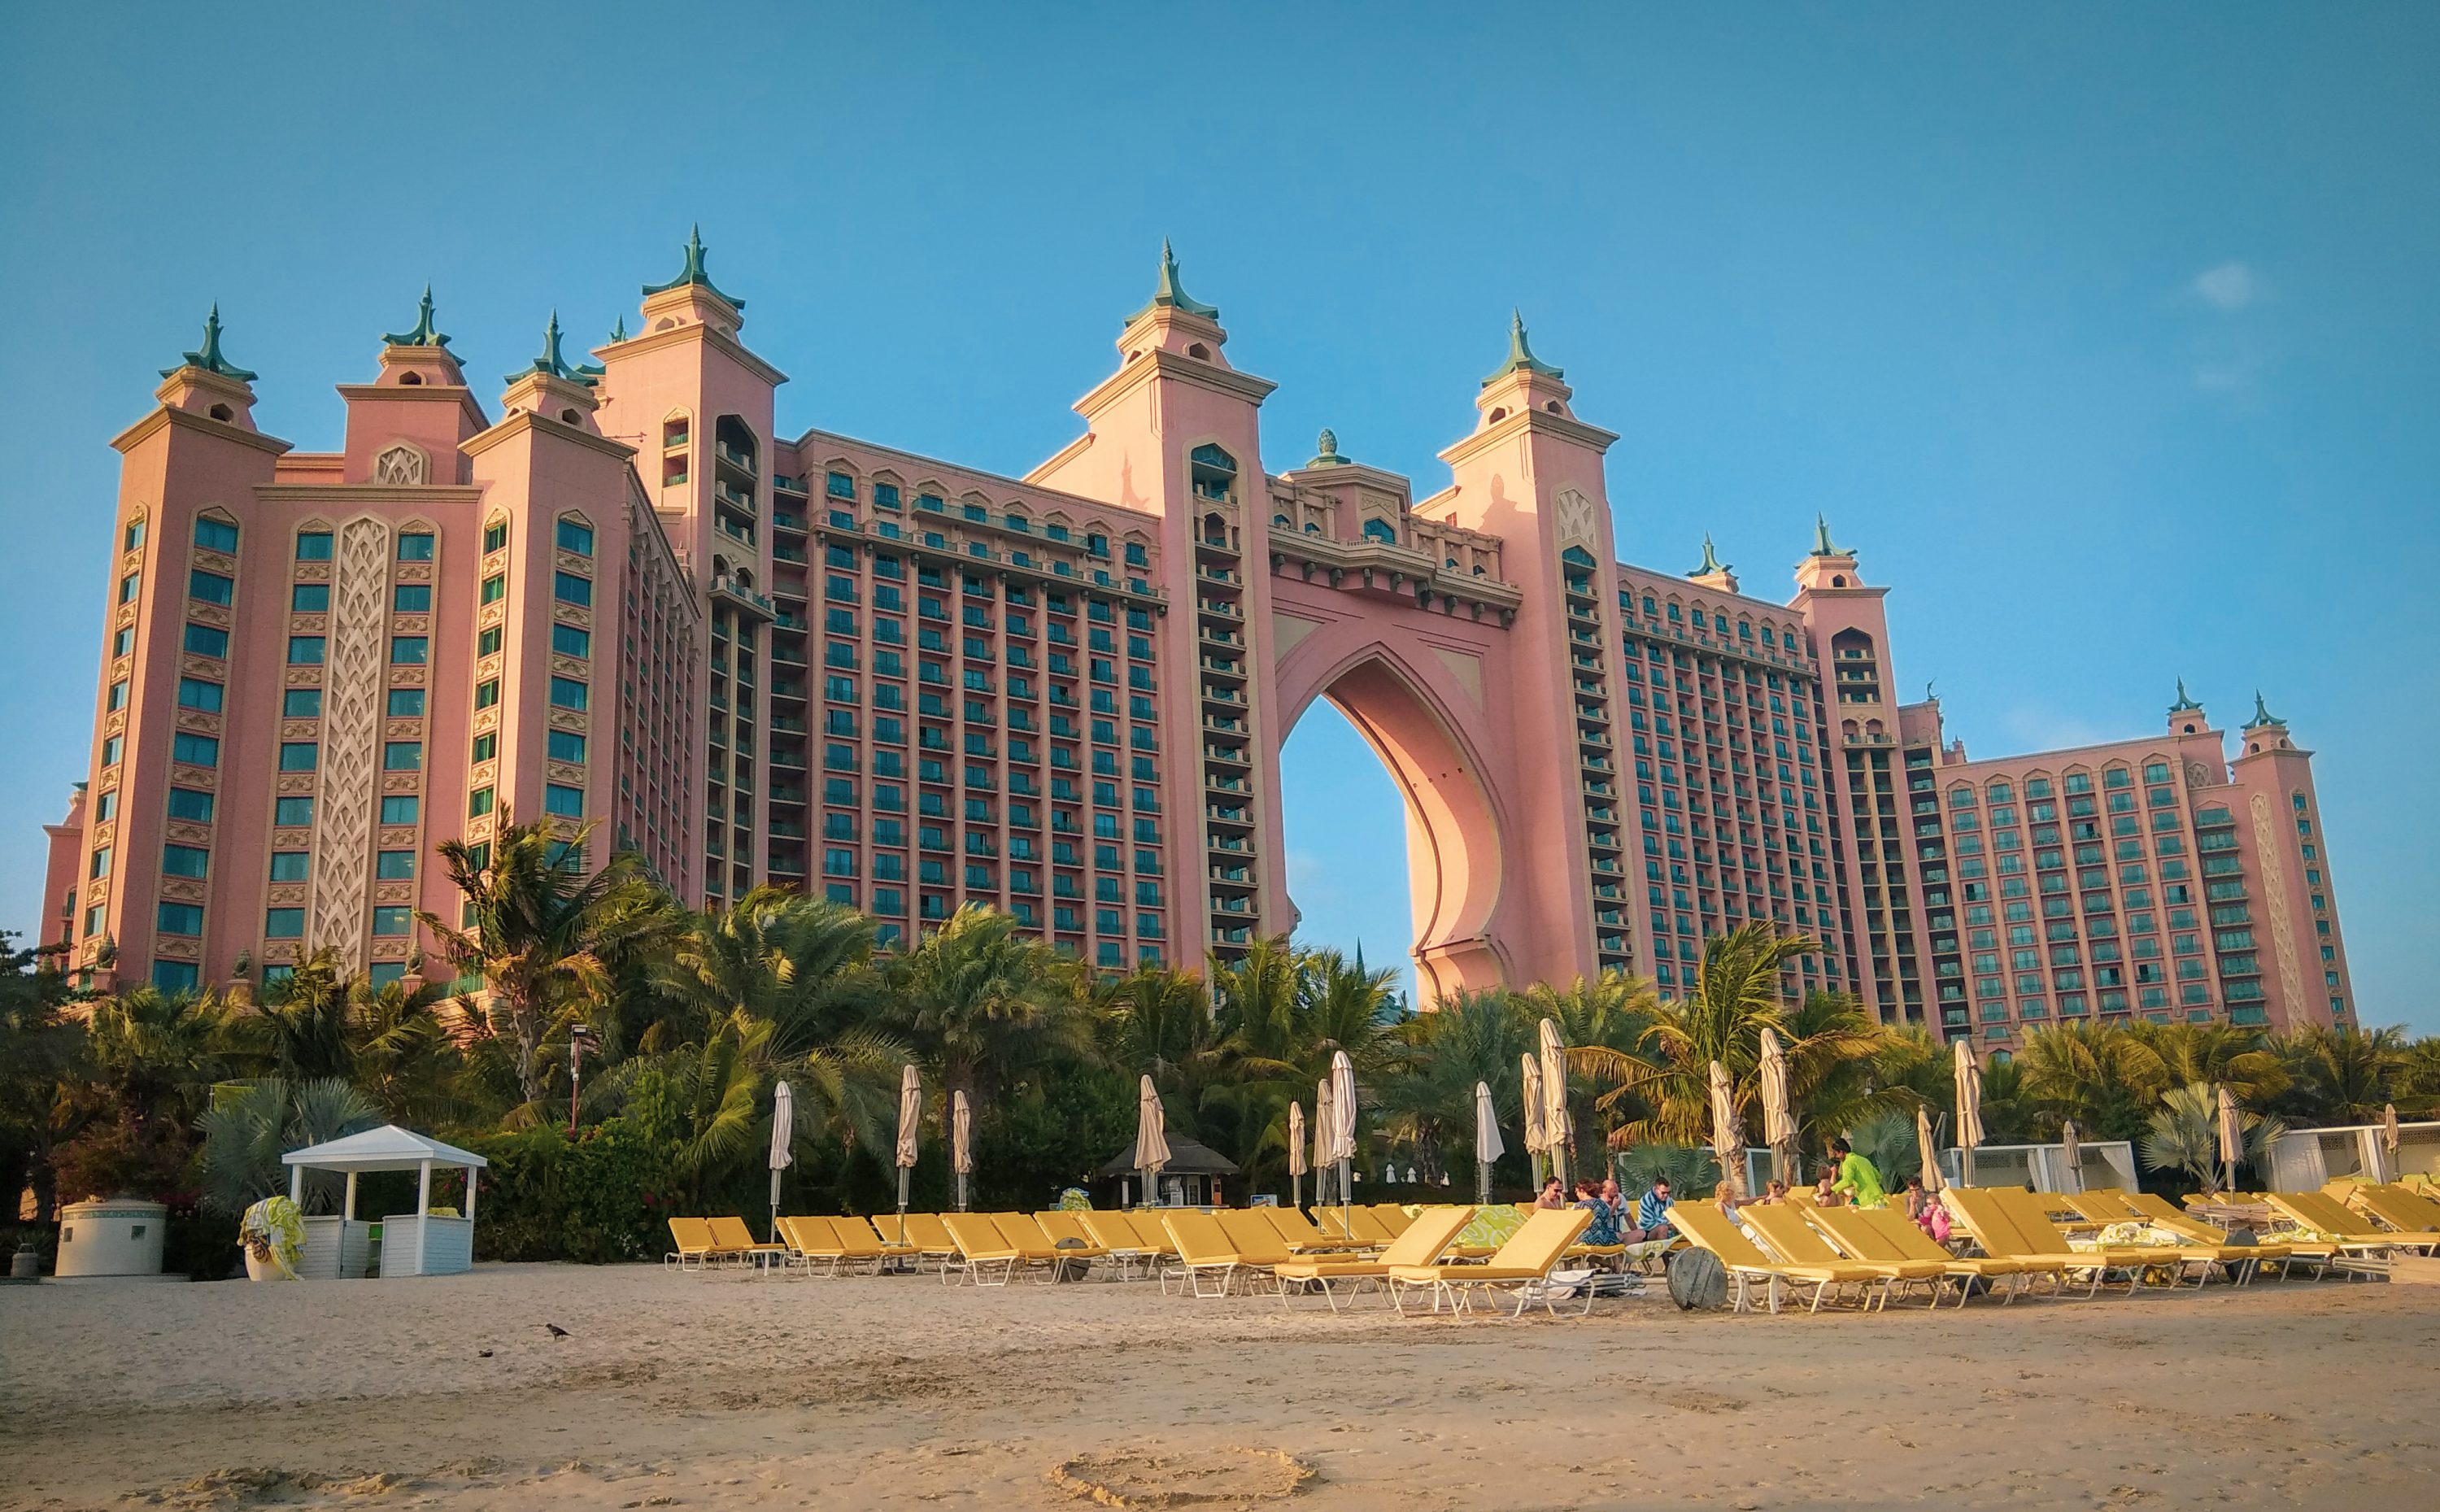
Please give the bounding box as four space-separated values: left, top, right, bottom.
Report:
3 1263 2436 1510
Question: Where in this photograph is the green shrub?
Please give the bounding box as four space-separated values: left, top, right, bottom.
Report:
464 1118 679 1264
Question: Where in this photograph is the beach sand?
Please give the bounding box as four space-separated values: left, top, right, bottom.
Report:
3 1261 2436 1510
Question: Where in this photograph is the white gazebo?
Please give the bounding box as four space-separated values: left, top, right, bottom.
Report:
281 1126 487 1279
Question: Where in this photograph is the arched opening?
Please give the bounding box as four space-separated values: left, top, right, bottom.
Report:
1274 645 1509 1004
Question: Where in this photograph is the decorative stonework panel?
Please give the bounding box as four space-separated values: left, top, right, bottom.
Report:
305 516 391 972
2248 793 2306 1013
1553 488 1597 550
373 444 428 486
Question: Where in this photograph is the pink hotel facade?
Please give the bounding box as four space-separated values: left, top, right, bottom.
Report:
37 237 2359 1047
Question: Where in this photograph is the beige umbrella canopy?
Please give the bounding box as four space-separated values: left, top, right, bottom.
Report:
1287 1100 1307 1209
1915 1105 1944 1195
951 1089 974 1212
2058 1118 2082 1196
1952 1040 1985 1186
1135 1074 1172 1206
894 1065 922 1215
1518 1052 1548 1187
1473 1079 1505 1207
1327 1051 1358 1209
1313 1078 1335 1205
1707 1059 1747 1199
1758 1026 1797 1186
2381 1103 2403 1185
1537 1018 1571 1191
2216 1083 2244 1193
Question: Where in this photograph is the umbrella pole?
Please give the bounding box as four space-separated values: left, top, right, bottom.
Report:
956 1172 967 1214
1139 1166 1148 1209
1337 1158 1351 1220
896 1165 908 1218
1476 1160 1491 1209
1292 1171 1301 1212
770 1167 782 1244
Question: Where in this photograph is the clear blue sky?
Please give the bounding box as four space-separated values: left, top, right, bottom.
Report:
3 4 2433 1031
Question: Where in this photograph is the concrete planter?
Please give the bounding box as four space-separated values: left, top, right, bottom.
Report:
55 1198 168 1279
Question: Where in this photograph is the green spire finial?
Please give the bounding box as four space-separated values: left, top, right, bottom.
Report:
163 303 257 382
2243 691 2285 730
381 284 450 348
1692 534 1729 577
2169 678 2204 713
641 223 744 309
1309 428 1348 467
1135 238 1220 320
608 314 628 342
510 310 591 386
1810 513 1848 558
1481 308 1564 388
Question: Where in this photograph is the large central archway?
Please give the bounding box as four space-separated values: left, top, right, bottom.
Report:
1270 603 1520 1001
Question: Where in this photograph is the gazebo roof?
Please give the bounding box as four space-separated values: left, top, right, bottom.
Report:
1099 1133 1240 1178
282 1124 488 1173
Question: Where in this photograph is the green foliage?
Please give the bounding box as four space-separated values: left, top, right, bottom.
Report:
464 1119 678 1264
195 1077 381 1216
2139 1082 2286 1194
50 1112 190 1203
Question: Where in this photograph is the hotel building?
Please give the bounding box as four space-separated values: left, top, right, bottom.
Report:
34 237 2358 1046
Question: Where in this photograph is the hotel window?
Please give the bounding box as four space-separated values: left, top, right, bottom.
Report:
477 626 503 656
556 517 595 555
379 794 417 824
287 634 325 664
187 569 233 605
371 906 413 936
551 624 590 657
548 730 586 763
390 635 428 664
111 626 133 657
470 733 497 763
483 521 508 553
156 901 205 935
295 530 333 561
185 623 231 658
194 517 238 552
543 782 584 817
274 795 314 826
167 787 215 822
268 852 309 882
392 583 432 613
397 532 434 561
176 678 221 712
170 732 218 767
125 518 148 551
548 676 588 711
278 742 318 772
282 687 322 718
481 574 505 605
292 582 330 612
382 741 421 771
475 678 500 709
385 687 424 717
468 787 495 817
161 843 209 879
553 572 592 607
89 846 111 878
373 849 416 882
151 961 201 992
263 908 305 939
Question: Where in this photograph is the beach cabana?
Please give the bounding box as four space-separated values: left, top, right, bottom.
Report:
1100 1134 1240 1209
2268 1118 2440 1192
281 1125 487 1279
1936 1139 2135 1194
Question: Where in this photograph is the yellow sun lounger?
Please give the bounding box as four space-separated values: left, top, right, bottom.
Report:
2265 1192 2428 1260
705 1214 789 1270
1386 1206 1597 1318
2063 1192 2281 1284
1666 1201 1891 1314
1742 1205 1950 1309
1213 1209 1299 1270
1275 1206 1476 1313
2349 1184 2440 1240
665 1216 734 1270
940 1213 1035 1287
1161 1209 1282 1298
1261 1205 1371 1254
1803 1204 2029 1307
873 1212 958 1270
1978 1189 2207 1295
1075 1210 1161 1277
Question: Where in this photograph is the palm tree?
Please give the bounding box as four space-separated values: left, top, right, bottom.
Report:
2013 1022 2159 1140
660 887 882 1061
2125 1021 2286 1105
888 904 1087 1105
1514 971 1658 1154
2140 1082 2285 1193
81 985 234 1132
1098 965 1229 1140
1372 987 1532 1182
2270 1025 2416 1123
418 817 681 1109
196 1076 381 1215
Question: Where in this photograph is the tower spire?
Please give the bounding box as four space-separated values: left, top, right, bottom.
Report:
642 224 744 310
2169 678 2204 713
163 303 257 381
1691 534 1728 577
2242 691 2286 730
1482 308 1563 387
382 285 450 347
1810 513 1850 559
510 310 590 386
1134 238 1219 320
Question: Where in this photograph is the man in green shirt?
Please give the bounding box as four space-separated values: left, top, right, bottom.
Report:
1828 1139 1887 1208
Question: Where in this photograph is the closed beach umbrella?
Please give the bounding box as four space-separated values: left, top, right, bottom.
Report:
1313 1078 1335 1206
1474 1079 1505 1207
894 1065 922 1217
1135 1074 1171 1208
1538 1019 1571 1192
2216 1083 2243 1195
2059 1118 2082 1196
2381 1103 2403 1185
951 1090 973 1213
1952 1040 1985 1187
1327 1050 1358 1222
1758 1026 1797 1187
768 1079 795 1243
1708 1060 1747 1198
1519 1052 1548 1191
1915 1105 1943 1195
1287 1100 1307 1210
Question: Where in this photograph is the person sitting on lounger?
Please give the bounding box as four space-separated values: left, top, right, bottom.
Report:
1533 1177 1568 1210
1636 1177 1676 1240
1759 1179 1789 1205
1829 1139 1887 1209
1573 1179 1623 1244
1901 1176 1951 1241
1815 1168 1842 1206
